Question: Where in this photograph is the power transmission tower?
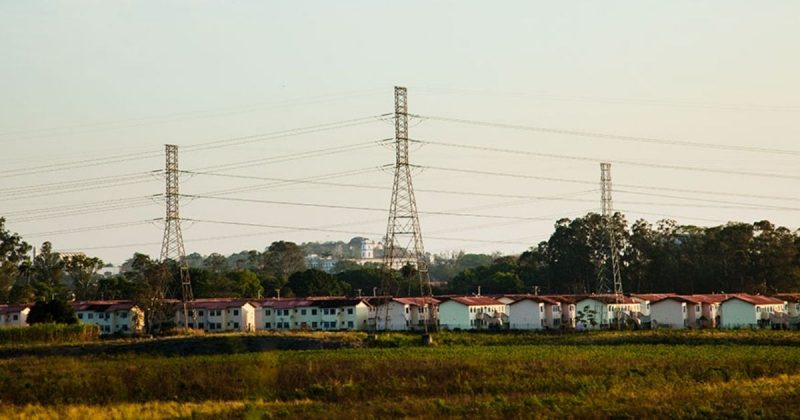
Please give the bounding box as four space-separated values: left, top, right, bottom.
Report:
380 86 435 332
160 144 194 328
598 162 623 297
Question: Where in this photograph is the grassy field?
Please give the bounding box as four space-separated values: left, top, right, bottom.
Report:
2 331 800 418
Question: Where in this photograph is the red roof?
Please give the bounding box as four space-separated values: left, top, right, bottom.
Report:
722 294 785 306
576 294 638 304
773 293 800 303
505 294 560 305
391 297 440 306
0 304 31 314
442 296 504 306
189 299 254 310
72 301 139 312
634 294 703 304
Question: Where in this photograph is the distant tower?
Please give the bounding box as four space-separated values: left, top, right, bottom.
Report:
381 86 435 331
160 144 194 328
360 239 374 259
599 162 623 297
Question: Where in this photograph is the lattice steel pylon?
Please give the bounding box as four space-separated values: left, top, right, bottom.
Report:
599 162 623 298
380 86 435 332
160 144 194 328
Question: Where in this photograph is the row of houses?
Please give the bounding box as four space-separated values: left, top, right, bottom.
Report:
2 292 798 334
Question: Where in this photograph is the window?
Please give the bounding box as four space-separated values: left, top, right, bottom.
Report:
199 310 204 317
12 314 18 321
78 313 83 320
312 322 318 328
301 309 307 316
347 308 354 315
417 320 424 327
233 309 239 316
312 309 317 315
405 307 410 314
122 325 129 331
88 313 93 319
540 306 544 313
284 309 290 316
265 322 272 328
216 323 222 329
348 321 354 328
233 322 239 329
683 306 686 313
265 310 271 316
121 312 128 318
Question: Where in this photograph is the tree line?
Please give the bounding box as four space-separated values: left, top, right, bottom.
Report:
3 213 800 311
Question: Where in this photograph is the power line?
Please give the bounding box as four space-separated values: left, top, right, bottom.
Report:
21 220 158 238
411 114 800 156
180 194 562 222
419 139 800 180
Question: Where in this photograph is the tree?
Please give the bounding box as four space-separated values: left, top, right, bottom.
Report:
260 241 306 292
0 218 31 303
126 254 172 333
203 253 229 274
227 269 264 298
288 269 349 297
335 268 383 297
27 299 78 324
64 254 104 300
32 242 65 300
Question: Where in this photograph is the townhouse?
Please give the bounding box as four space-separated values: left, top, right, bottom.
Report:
372 297 439 331
506 295 562 330
719 294 787 329
633 294 702 329
178 299 257 332
438 296 507 330
0 304 31 328
257 297 372 331
574 294 643 329
73 301 144 335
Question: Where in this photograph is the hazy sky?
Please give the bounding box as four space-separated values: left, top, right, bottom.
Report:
1 1 799 264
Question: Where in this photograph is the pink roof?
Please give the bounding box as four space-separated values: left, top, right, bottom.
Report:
0 304 31 314
72 301 139 312
505 295 560 305
189 299 254 310
773 293 800 303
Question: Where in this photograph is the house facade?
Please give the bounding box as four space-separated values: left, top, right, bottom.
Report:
575 295 642 329
73 301 144 334
0 304 31 328
719 294 787 329
372 297 439 331
256 298 372 331
178 300 256 332
438 296 507 330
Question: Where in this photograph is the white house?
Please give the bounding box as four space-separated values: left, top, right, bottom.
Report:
507 296 562 330
372 297 439 331
438 296 507 330
719 294 787 329
73 301 144 335
0 304 31 328
179 299 256 332
644 295 701 329
575 295 642 329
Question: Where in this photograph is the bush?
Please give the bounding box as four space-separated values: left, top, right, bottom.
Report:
27 300 78 325
0 323 100 345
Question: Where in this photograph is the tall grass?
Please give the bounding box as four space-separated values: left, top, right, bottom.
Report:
0 324 100 345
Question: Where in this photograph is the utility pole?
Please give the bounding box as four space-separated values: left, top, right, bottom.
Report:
160 144 194 329
599 162 623 298
381 86 436 334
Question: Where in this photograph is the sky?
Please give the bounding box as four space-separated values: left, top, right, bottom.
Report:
1 1 799 265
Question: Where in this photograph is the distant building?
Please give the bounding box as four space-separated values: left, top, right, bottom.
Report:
304 254 338 273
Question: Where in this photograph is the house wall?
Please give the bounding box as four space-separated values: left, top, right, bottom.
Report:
375 302 409 331
720 299 757 328
545 304 562 328
439 301 470 330
575 299 607 329
509 300 544 330
650 300 687 329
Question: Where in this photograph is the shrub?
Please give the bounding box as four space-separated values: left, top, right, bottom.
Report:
0 323 99 345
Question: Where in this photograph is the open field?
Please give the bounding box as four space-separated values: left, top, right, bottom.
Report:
2 331 800 418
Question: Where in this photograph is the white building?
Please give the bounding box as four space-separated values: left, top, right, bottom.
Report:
0 304 31 328
73 301 144 335
178 299 257 332
372 297 439 331
719 294 787 329
575 295 643 329
304 255 338 273
438 296 507 330
643 295 701 329
257 298 372 331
